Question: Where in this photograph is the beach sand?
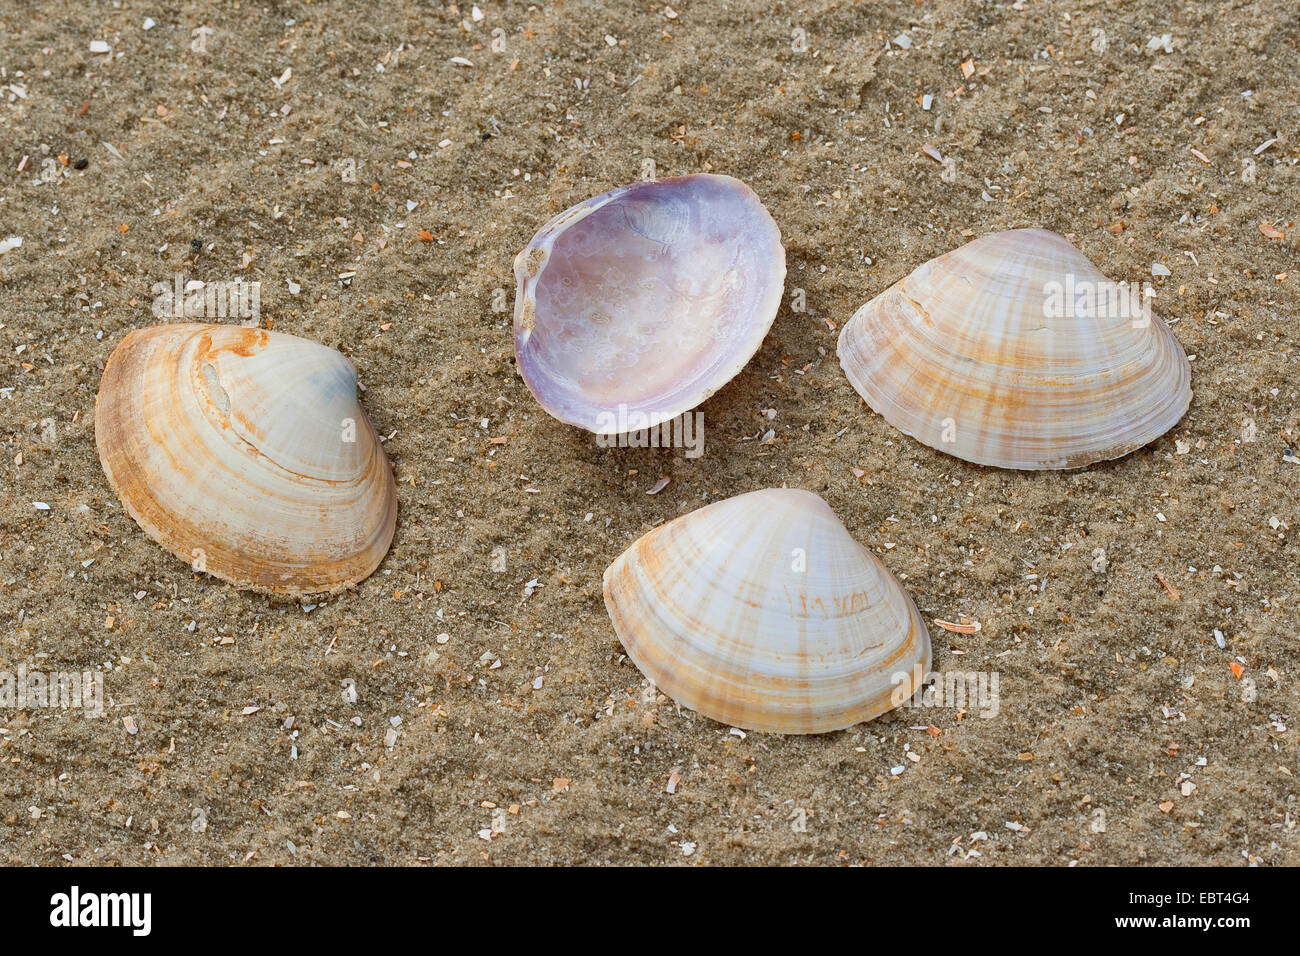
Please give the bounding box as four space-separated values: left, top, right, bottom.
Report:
0 0 1296 864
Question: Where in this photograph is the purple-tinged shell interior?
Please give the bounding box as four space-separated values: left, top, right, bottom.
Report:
513 174 786 433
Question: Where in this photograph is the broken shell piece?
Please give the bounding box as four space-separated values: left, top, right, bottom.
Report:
95 324 397 596
603 488 930 734
514 174 785 433
837 228 1191 469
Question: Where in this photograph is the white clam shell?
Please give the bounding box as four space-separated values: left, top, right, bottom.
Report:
95 323 397 597
837 229 1192 470
514 174 785 433
603 488 930 734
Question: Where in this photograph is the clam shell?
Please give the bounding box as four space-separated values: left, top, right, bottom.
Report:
837 228 1191 469
95 323 397 597
603 488 930 734
514 174 785 433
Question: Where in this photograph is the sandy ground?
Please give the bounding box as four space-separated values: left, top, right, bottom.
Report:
0 0 1297 865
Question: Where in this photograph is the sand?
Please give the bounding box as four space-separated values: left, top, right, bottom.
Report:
0 0 1296 865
